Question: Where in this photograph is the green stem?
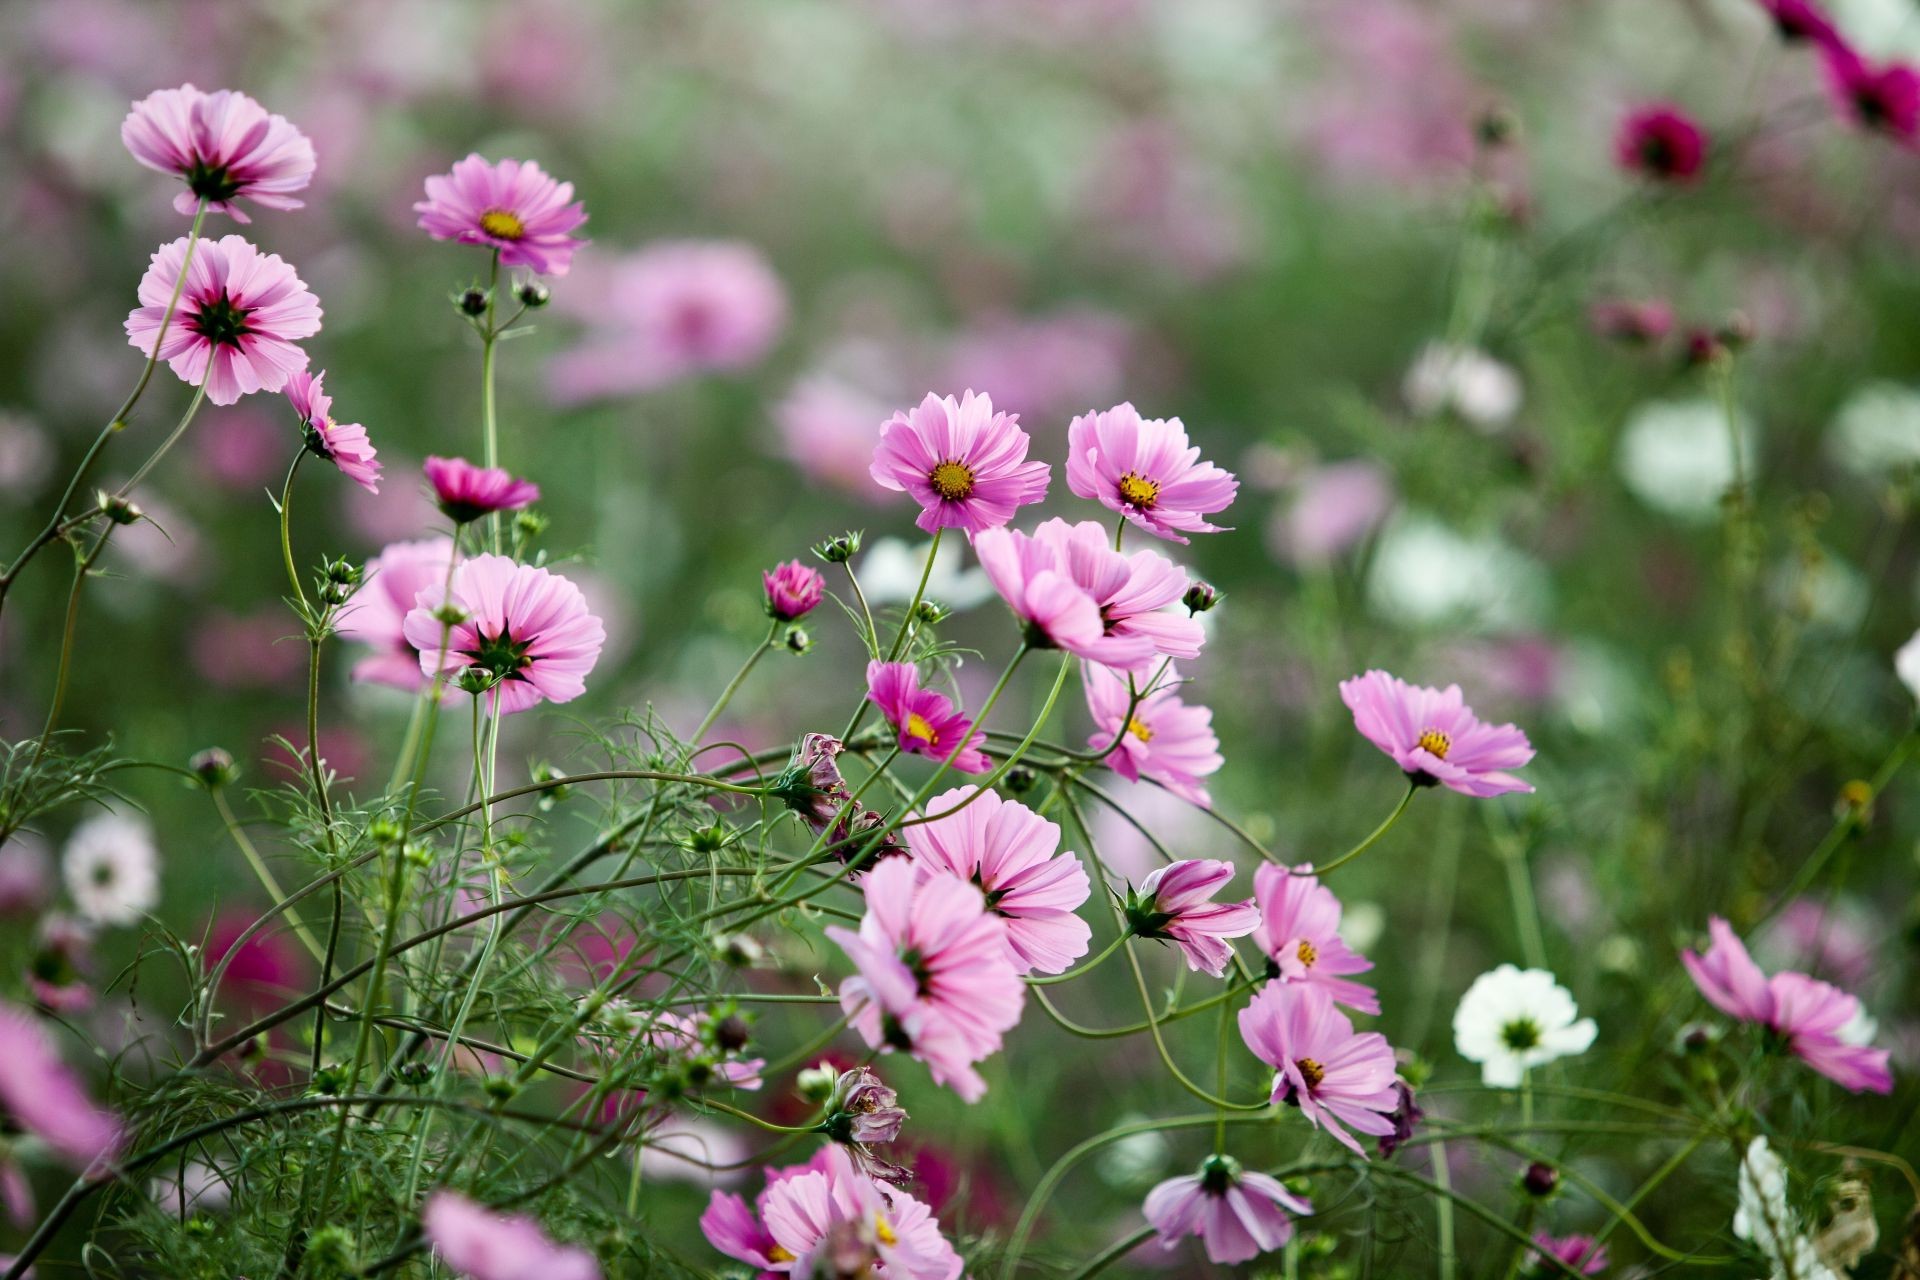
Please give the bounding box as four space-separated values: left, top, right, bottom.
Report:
481 251 503 554
692 620 780 746
1314 782 1417 876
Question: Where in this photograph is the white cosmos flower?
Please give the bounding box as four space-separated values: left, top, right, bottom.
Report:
1366 513 1548 631
61 812 160 926
1452 964 1596 1087
1735 1137 1840 1280
1827 381 1920 476
1896 630 1920 703
857 536 994 611
1403 342 1523 431
1616 397 1755 521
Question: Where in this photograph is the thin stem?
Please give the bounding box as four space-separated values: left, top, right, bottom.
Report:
1313 782 1416 877
210 788 323 963
278 450 310 612
692 620 780 745
481 250 503 553
1025 933 1126 986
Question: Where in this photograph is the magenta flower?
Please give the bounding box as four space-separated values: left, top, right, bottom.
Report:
1252 863 1379 1015
1757 0 1839 41
1614 105 1708 181
1588 298 1674 345
909 786 1091 975
1143 1155 1312 1265
1065 402 1238 543
402 553 606 715
1339 670 1535 797
125 234 322 406
1531 1233 1608 1275
415 155 588 276
1239 983 1402 1158
1682 916 1892 1093
421 1190 600 1280
866 662 990 775
121 85 316 222
1821 44 1920 143
825 855 1025 1102
286 370 380 493
0 1003 123 1171
763 560 825 622
424 456 538 524
1084 661 1222 806
1125 859 1259 977
336 537 456 691
869 391 1050 535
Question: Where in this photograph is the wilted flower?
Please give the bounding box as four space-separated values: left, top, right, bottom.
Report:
421 1190 600 1280
287 370 380 493
1340 670 1535 797
121 84 315 221
415 155 588 276
125 235 322 406
822 1066 908 1146
403 554 606 714
870 390 1050 535
62 813 160 926
763 560 825 622
1142 1154 1312 1265
1453 965 1597 1086
1064 402 1238 544
1124 859 1258 977
424 456 538 524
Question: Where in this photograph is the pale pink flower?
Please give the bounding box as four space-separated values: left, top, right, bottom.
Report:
972 524 1108 658
336 537 456 692
1065 402 1237 544
403 554 606 714
825 855 1025 1102
0 834 52 917
121 85 315 222
870 390 1050 535
1339 670 1535 797
866 662 989 775
287 370 380 493
1530 1233 1608 1275
943 308 1132 421
1084 661 1221 806
424 456 538 524
774 375 897 499
0 1003 123 1171
763 561 825 623
1269 460 1394 567
415 155 588 275
1252 863 1379 1015
909 786 1090 975
1143 1155 1312 1264
1126 859 1258 977
1239 982 1402 1157
421 1190 600 1280
124 234 321 406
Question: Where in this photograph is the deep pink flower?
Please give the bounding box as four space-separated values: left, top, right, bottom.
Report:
1143 1155 1312 1265
1339 670 1535 797
870 391 1050 535
1065 402 1238 544
121 84 315 222
337 537 457 692
286 371 380 492
0 1003 123 1171
1252 863 1379 1015
415 155 588 275
204 911 304 1010
1239 983 1402 1157
422 1190 600 1280
1821 44 1920 142
1084 661 1221 806
909 786 1090 975
763 560 825 622
866 662 990 775
424 456 538 524
1682 916 1892 1093
125 234 322 406
1757 0 1839 41
1614 105 1708 181
1531 1233 1608 1275
1588 298 1674 344
825 855 1025 1102
1126 859 1258 977
402 553 606 714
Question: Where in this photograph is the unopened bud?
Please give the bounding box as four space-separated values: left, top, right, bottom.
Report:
97 491 141 525
812 531 863 564
1004 766 1036 794
1475 105 1520 148
457 287 490 317
712 1014 751 1053
456 667 497 696
796 1061 838 1104
325 558 361 586
515 280 550 308
712 932 764 967
913 600 948 625
514 509 549 541
785 626 812 654
189 747 236 789
1183 581 1219 615
1717 310 1754 351
1522 1161 1559 1198
1838 779 1874 828
482 1075 519 1102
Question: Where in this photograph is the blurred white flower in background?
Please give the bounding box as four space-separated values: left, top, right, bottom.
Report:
1769 552 1868 632
1453 964 1597 1086
1895 629 1920 701
1402 342 1523 431
1616 397 1755 521
61 812 160 926
1826 381 1920 476
1365 512 1548 630
858 536 995 611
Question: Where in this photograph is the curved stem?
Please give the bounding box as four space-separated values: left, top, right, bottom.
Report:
692 621 780 746
1313 783 1417 877
1025 933 1126 987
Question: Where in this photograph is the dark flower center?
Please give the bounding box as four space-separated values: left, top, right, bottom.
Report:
185 158 244 202
191 292 254 349
1501 1018 1542 1051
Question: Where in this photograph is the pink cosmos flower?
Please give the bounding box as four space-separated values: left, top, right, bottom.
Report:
1084 661 1221 806
1269 459 1395 568
1065 402 1238 544
1252 862 1379 1015
285 370 379 492
27 915 94 1014
415 155 588 275
421 1190 600 1280
1125 859 1259 977
626 1009 763 1091
763 560 825 622
121 85 316 222
402 553 606 715
1339 670 1535 797
865 662 990 775
870 390 1050 535
1821 44 1920 143
1682 916 1892 1093
1238 983 1402 1158
825 855 1025 1102
972 524 1109 658
124 234 322 406
0 1003 123 1171
1615 106 1708 181
1143 1155 1312 1265
909 786 1091 975
336 537 456 691
1531 1233 1608 1275
424 456 538 524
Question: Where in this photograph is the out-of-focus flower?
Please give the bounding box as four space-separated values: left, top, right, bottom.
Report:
0 1002 123 1170
1065 403 1237 544
204 911 305 1009
193 406 281 490
1896 629 1920 702
858 537 994 610
424 456 537 524
1827 381 1920 475
1529 1233 1608 1275
762 560 825 623
1142 1154 1312 1264
27 915 94 1013
415 155 587 275
1366 513 1548 629
1340 670 1535 797
403 554 606 714
1252 863 1378 1014
943 308 1134 422
0 413 52 497
1757 0 1840 42
775 375 897 499
1084 662 1221 807
866 663 990 774
1589 297 1675 344
1735 1137 1840 1280
121 85 316 222
188 608 305 689
124 235 322 406
287 370 380 493
1453 965 1597 1086
1616 397 1755 521
61 812 159 926
1268 460 1394 568
1758 899 1877 990
421 1190 600 1280
1239 982 1401 1157
337 537 457 692
1403 343 1522 431
1124 859 1258 977
1821 43 1920 143
1614 105 1708 181
871 391 1050 535
149 1160 231 1218
0 834 52 917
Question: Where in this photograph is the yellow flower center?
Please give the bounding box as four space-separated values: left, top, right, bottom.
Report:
479 208 526 240
904 711 937 746
1126 716 1154 742
1296 1057 1325 1089
1416 728 1452 760
1296 939 1318 968
874 1211 898 1245
929 459 975 501
1117 471 1160 508
767 1245 796 1263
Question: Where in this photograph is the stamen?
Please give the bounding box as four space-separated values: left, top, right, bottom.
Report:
1126 716 1154 743
1295 1056 1326 1089
1296 939 1318 968
1117 471 1160 508
479 208 527 240
929 459 976 501
1415 728 1452 760
904 712 937 746
874 1212 898 1246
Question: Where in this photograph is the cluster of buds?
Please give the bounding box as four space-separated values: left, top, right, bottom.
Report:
320 557 360 606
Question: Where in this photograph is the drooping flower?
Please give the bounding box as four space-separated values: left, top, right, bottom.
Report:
1453 965 1597 1087
1142 1154 1312 1265
1821 43 1920 143
1239 983 1402 1157
0 1003 123 1170
865 663 990 775
1735 1137 1840 1280
124 235 322 406
1124 859 1259 977
121 85 316 222
415 155 588 275
1682 916 1892 1093
1251 862 1379 1015
1615 105 1708 180
336 537 457 692
62 813 159 926
402 554 607 714
908 787 1091 975
1339 670 1535 797
1065 402 1238 544
286 370 380 493
424 456 538 524
870 391 1050 535
1084 661 1222 807
763 560 825 623
421 1190 601 1280
1529 1233 1608 1275
824 855 1025 1102
823 1066 909 1147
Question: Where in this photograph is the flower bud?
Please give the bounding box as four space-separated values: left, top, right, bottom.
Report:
1182 581 1220 614
686 822 733 853
456 667 497 696
1717 309 1754 351
96 490 142 525
325 558 361 587
396 1060 434 1085
1837 778 1874 828
189 747 236 789
514 509 549 542
712 1014 751 1054
482 1075 519 1102
1003 766 1036 794
912 599 948 625
457 287 490 317
785 626 812 654
515 280 551 308
765 560 826 621
812 531 863 564
321 579 355 606
796 1061 839 1104
432 602 469 627
1522 1160 1559 1198
712 932 764 967
533 761 572 812
311 1064 346 1095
